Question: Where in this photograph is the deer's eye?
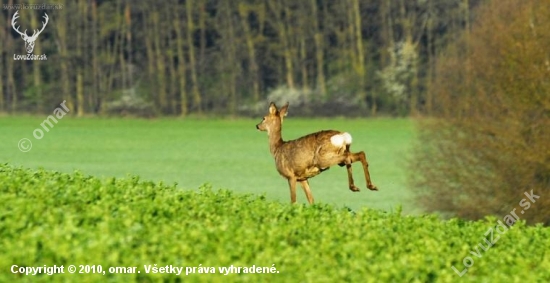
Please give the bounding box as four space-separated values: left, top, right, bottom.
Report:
262 117 266 121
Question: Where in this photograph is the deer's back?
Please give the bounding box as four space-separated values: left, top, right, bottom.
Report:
274 130 347 180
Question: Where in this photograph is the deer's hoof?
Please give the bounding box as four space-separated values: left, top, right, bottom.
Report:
349 185 360 192
368 184 378 191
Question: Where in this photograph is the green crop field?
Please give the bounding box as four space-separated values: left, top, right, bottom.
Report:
1 164 549 282
0 116 415 213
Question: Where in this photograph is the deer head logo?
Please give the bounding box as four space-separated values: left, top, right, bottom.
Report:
11 11 49 54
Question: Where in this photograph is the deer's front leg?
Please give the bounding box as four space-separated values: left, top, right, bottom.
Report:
288 177 297 203
300 180 314 204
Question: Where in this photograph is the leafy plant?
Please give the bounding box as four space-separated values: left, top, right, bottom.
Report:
0 164 549 282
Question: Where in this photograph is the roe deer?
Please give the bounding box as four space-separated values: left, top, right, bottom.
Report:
256 102 378 204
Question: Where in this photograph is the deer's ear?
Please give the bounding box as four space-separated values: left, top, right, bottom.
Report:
279 102 289 117
268 102 277 115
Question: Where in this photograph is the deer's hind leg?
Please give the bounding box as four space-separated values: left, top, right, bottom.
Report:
345 163 361 192
348 150 377 191
323 147 360 192
336 145 361 192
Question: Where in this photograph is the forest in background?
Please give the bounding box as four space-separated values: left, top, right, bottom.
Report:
0 0 479 117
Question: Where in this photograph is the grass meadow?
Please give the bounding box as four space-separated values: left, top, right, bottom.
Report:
0 116 415 213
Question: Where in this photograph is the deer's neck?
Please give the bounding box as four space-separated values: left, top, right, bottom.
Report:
268 125 284 156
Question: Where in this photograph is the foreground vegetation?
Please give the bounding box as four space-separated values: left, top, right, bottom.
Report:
1 164 549 282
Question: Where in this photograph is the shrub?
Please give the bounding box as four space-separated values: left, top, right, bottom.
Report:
409 0 550 225
240 84 367 117
104 91 156 118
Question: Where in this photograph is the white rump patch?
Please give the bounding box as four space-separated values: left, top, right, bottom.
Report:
342 132 352 144
330 132 352 147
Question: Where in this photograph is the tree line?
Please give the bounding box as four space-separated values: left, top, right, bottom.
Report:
0 0 478 116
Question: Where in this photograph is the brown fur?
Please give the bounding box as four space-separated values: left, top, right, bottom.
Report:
256 102 378 204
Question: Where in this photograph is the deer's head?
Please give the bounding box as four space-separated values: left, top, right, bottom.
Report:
256 102 289 133
12 11 49 54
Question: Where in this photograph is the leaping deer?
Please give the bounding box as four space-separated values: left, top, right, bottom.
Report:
256 102 378 204
11 11 49 54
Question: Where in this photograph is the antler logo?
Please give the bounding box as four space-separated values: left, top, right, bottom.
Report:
12 11 49 54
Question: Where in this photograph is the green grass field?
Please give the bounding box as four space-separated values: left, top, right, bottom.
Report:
0 116 416 213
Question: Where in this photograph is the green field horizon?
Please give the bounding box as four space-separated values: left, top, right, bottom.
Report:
0 116 417 213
